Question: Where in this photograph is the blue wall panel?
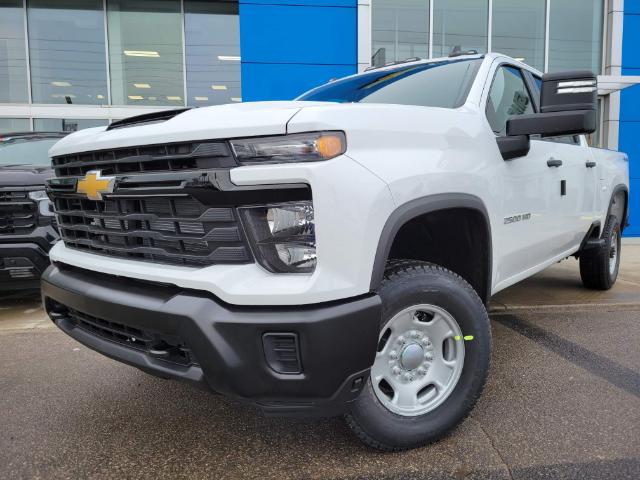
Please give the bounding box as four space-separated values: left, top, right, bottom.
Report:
618 122 640 180
242 62 355 100
239 1 358 101
620 8 640 236
242 0 356 6
240 4 356 64
625 0 640 15
622 14 640 68
626 181 640 236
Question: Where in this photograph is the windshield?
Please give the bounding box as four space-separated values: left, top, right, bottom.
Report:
298 58 483 108
0 137 61 167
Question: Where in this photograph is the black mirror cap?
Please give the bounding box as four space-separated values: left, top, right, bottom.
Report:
540 70 597 113
496 134 530 161
507 110 597 137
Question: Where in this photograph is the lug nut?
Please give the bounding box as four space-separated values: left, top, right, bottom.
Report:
389 350 398 360
402 372 412 381
392 366 401 375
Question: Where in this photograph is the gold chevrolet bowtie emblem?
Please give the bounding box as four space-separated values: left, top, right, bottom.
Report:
76 170 115 201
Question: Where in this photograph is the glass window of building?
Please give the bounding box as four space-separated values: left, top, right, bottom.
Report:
371 0 429 67
34 118 108 132
185 1 241 106
0 118 30 133
491 0 545 72
0 1 29 103
548 0 603 73
28 0 108 105
107 0 184 106
432 0 488 58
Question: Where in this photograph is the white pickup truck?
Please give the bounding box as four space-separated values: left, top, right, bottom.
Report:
42 53 629 451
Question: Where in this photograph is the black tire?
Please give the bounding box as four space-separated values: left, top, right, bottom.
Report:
579 215 621 290
345 260 491 451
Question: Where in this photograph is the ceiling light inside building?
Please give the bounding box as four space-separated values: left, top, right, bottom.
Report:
167 96 182 101
194 96 209 101
97 94 105 99
211 85 227 90
128 95 144 100
124 50 159 57
134 83 151 89
218 55 240 61
514 57 525 62
51 81 71 87
230 97 242 102
51 93 76 98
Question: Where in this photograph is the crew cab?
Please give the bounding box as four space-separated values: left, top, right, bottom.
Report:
41 53 629 451
0 132 65 290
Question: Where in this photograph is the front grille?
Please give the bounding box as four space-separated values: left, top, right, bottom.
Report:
54 195 251 267
0 191 36 234
52 140 236 177
52 302 196 366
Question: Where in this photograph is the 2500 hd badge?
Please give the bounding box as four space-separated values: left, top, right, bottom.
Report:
42 53 629 451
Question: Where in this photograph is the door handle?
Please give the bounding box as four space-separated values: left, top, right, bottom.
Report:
547 158 563 167
586 161 597 168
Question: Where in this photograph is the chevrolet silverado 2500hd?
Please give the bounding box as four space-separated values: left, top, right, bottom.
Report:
41 54 629 451
0 132 66 290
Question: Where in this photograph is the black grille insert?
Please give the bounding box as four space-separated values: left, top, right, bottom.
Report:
54 195 251 267
52 140 236 177
0 191 36 234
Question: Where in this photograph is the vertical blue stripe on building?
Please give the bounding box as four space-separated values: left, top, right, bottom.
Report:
620 5 640 236
239 1 358 102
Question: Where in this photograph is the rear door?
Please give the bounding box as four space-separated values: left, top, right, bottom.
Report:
527 73 598 249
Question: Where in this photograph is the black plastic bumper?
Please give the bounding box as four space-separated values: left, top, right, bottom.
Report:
42 264 381 417
0 226 58 290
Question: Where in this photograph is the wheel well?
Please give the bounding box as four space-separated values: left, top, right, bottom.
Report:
385 208 491 304
610 187 628 232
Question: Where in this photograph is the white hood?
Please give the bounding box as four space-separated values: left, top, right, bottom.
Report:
49 101 330 157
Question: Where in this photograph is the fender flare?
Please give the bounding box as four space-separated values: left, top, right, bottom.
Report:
369 193 493 302
608 184 629 231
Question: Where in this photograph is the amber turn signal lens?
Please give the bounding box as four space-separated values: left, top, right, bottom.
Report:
316 134 345 159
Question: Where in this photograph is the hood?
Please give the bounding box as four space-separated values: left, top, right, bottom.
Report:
0 164 53 187
49 101 332 157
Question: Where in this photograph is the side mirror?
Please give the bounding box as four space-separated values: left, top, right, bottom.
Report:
507 70 597 138
497 134 530 161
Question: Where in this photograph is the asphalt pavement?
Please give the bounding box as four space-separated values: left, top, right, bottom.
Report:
1 245 639 479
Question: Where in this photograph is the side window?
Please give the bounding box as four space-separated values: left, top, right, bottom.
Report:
531 74 580 145
485 66 535 136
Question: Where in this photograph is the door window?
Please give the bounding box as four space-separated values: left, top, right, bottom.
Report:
486 66 535 136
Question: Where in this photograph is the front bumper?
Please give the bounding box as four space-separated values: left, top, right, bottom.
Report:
42 264 381 417
0 226 58 290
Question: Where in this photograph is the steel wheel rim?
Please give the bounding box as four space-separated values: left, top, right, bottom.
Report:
609 230 618 276
371 304 465 417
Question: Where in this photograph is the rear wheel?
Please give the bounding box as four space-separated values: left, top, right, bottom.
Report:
345 260 491 451
579 215 621 290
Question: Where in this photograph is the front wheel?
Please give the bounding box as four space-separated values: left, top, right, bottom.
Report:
345 260 491 451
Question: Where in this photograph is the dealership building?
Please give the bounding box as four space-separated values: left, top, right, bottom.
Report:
0 0 638 235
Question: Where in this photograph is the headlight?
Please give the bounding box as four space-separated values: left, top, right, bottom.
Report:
230 131 346 165
28 190 55 217
241 201 316 273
